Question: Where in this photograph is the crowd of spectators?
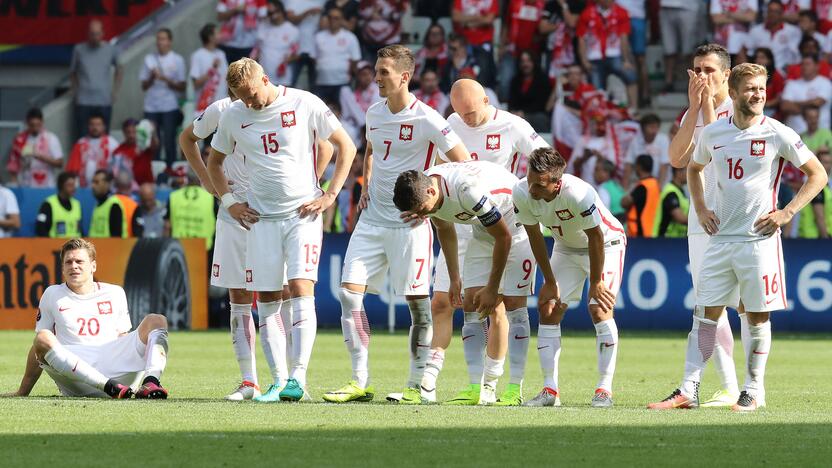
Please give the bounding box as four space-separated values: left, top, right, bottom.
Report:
3 0 832 241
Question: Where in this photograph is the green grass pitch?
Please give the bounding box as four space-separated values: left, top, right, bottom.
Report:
1 329 831 467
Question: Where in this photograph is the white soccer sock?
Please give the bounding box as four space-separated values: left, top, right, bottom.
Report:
339 288 370 388
537 324 562 390
421 348 445 392
144 328 168 380
407 297 433 388
230 303 257 385
594 319 618 392
739 313 751 363
289 296 317 388
280 298 293 369
257 300 288 386
506 307 530 386
43 344 108 390
680 314 718 398
744 320 771 397
462 312 487 385
482 355 505 389
712 313 739 393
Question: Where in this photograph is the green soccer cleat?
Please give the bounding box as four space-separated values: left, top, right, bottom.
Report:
701 388 740 408
253 383 282 403
495 383 524 406
322 380 375 403
398 387 423 405
443 384 481 405
279 378 306 402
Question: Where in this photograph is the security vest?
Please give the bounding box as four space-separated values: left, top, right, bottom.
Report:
654 182 689 238
45 195 82 238
115 194 138 237
321 180 343 233
90 195 127 238
601 179 626 215
798 185 832 238
627 177 660 238
169 185 216 250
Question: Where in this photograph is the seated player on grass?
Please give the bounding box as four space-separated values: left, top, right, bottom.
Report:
3 238 170 399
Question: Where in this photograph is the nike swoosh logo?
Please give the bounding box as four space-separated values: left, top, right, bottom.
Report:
71 362 78 373
292 320 306 327
514 335 529 340
304 267 316 272
537 345 550 350
462 335 474 341
516 283 530 289
420 385 435 393
713 145 726 150
369 127 378 131
600 342 615 348
241 123 254 129
58 307 69 312
416 344 430 348
753 350 768 355
765 298 776 305
410 283 424 289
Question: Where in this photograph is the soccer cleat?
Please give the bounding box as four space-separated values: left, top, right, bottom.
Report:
647 388 699 409
591 388 613 408
322 380 374 403
225 381 261 401
495 383 524 406
398 387 424 405
135 381 168 399
732 391 762 412
478 384 497 405
701 388 741 408
443 384 480 405
253 384 283 403
111 383 133 399
279 378 306 402
523 387 562 407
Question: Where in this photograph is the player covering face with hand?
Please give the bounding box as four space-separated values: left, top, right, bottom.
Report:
513 147 627 408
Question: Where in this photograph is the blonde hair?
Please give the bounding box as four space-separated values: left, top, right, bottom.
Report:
60 238 96 263
226 57 264 90
728 63 767 93
377 44 415 75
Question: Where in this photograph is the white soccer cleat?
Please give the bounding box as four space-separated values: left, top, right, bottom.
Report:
701 388 741 408
591 388 613 408
478 384 497 405
385 392 403 403
225 380 261 401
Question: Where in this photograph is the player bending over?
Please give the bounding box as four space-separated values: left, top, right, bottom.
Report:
649 63 827 411
5 238 169 399
513 147 626 408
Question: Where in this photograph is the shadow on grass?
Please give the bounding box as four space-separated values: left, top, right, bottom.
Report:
3 423 831 467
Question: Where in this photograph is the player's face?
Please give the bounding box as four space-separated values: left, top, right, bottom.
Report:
375 58 408 98
233 74 271 110
731 74 767 117
452 93 489 127
527 170 562 202
693 54 729 93
62 249 96 289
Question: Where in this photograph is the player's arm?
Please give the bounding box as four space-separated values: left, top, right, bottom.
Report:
524 223 560 312
207 148 260 229
687 160 719 235
443 143 471 162
358 142 373 210
476 215 511 318
434 217 463 307
299 128 356 217
179 124 216 196
2 345 43 397
316 138 334 179
585 225 615 313
669 75 706 168
755 157 829 236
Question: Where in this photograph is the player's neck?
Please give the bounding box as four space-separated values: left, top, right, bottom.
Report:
733 110 763 130
67 280 94 296
713 91 729 109
387 90 411 114
265 84 279 107
432 176 444 210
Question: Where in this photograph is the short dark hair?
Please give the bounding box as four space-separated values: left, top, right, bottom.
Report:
527 147 567 176
598 158 616 177
377 44 415 75
635 154 654 174
269 0 286 14
802 52 820 63
158 28 172 40
393 170 432 212
93 169 113 183
88 113 105 123
199 24 215 44
694 44 731 71
799 9 818 22
26 107 43 121
56 171 77 191
640 113 661 127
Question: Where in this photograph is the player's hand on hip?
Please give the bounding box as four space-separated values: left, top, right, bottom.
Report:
358 191 370 210
475 286 500 320
589 280 616 314
697 209 720 235
229 202 260 230
754 210 790 237
449 277 463 308
399 210 427 228
299 192 335 218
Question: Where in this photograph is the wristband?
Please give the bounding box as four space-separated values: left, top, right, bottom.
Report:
221 193 236 209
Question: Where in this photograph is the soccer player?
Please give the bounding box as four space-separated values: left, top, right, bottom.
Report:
323 45 470 404
432 78 548 406
667 43 743 407
513 147 626 408
180 94 334 401
208 58 356 401
4 238 169 399
393 160 527 404
650 63 827 411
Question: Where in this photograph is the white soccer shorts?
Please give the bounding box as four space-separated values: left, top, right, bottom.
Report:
245 215 323 291
696 235 787 313
41 330 146 397
211 218 248 289
551 240 626 304
432 225 472 293
688 232 739 308
341 220 433 296
462 232 536 296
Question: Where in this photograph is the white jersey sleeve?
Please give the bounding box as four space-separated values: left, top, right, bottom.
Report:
192 98 226 139
512 179 539 226
114 286 132 334
455 180 502 227
692 126 713 166
211 104 239 156
308 94 343 140
774 120 814 167
35 287 57 333
426 111 462 154
569 185 603 232
509 115 548 156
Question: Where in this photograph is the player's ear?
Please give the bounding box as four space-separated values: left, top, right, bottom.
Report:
91 260 97 274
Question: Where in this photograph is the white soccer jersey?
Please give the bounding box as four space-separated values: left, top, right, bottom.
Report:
692 116 814 242
361 95 462 228
513 173 626 251
212 86 342 218
445 107 549 173
680 96 734 235
36 282 132 347
425 161 519 230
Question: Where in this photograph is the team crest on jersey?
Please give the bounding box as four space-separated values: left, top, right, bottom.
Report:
400 124 414 141
212 264 220 278
486 134 501 150
717 110 729 119
246 270 253 283
556 209 574 221
281 111 296 127
97 301 112 315
750 140 766 156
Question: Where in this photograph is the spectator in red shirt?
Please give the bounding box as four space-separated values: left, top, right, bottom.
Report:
413 69 450 115
754 47 786 118
786 35 832 79
576 0 637 110
358 0 407 59
111 119 158 187
452 0 499 50
813 0 832 33
413 22 450 85
497 0 546 103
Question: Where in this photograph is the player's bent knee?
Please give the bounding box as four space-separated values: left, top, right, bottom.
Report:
588 305 613 323
143 313 168 330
